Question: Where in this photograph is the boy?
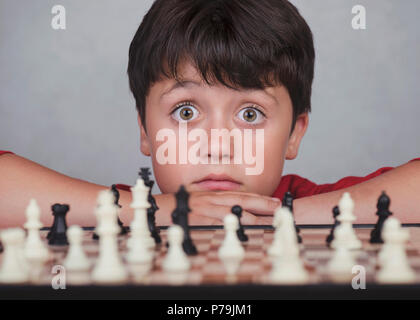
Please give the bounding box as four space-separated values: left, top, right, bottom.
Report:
0 0 419 228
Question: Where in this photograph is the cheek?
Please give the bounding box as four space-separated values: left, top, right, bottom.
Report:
244 125 289 195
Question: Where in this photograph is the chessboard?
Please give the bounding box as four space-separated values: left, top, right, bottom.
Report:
2 224 420 299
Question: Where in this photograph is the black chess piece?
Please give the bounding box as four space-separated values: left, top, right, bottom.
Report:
171 185 197 255
326 206 340 245
93 185 128 240
48 203 70 246
370 191 392 243
282 191 302 243
231 205 248 242
139 168 161 244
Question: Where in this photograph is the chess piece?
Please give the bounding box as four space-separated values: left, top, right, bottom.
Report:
128 178 155 249
370 191 392 244
269 209 307 284
218 214 245 260
171 185 197 255
162 225 190 272
376 217 415 283
330 192 361 250
139 168 161 244
24 199 49 263
282 191 301 243
326 225 357 280
93 185 127 240
231 205 248 242
63 225 91 272
268 206 286 257
0 228 29 283
326 206 340 245
92 190 128 283
48 203 70 246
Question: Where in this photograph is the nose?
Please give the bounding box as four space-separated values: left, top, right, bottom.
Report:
205 117 236 164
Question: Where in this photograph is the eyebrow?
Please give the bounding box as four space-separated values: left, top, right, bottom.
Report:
160 80 201 101
160 79 278 105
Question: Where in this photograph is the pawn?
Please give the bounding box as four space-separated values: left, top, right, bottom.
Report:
63 226 91 272
282 191 301 243
370 191 392 244
24 199 49 263
326 225 357 279
267 206 284 257
48 204 70 246
162 225 190 272
218 214 245 260
326 206 340 245
231 205 248 242
0 228 29 283
376 218 415 283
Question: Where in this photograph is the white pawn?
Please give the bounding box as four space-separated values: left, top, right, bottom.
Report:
267 206 285 257
63 225 91 272
91 190 128 284
326 225 357 279
331 192 362 250
218 214 245 260
376 218 415 283
269 210 308 284
162 225 190 272
0 228 29 283
128 178 154 249
24 199 49 263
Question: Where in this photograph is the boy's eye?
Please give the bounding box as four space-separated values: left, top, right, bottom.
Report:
171 102 199 122
237 106 265 124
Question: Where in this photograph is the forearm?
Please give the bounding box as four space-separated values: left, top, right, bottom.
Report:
0 154 115 228
294 160 420 224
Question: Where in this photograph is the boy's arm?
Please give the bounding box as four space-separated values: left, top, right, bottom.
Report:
294 160 420 224
0 154 278 227
0 153 133 228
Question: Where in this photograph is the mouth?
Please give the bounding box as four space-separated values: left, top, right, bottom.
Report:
193 174 242 191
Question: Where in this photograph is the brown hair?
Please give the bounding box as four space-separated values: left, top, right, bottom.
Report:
128 0 315 132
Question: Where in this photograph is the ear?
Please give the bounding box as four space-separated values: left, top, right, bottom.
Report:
285 113 309 160
138 114 151 157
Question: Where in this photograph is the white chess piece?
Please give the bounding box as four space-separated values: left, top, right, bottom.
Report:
269 209 308 284
128 178 154 250
24 199 49 263
267 206 285 257
331 192 362 250
91 190 128 283
0 228 29 283
218 214 245 260
326 225 357 279
63 225 91 272
162 225 190 272
376 217 415 283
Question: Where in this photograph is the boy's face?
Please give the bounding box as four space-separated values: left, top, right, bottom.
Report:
138 61 308 196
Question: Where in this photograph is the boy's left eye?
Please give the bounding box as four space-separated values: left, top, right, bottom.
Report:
237 106 265 124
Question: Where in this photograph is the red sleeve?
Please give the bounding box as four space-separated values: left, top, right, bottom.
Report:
0 151 14 156
272 157 420 200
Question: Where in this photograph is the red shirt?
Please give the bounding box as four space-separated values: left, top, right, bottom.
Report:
1 150 418 200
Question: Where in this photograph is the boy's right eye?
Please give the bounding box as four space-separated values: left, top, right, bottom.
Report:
171 102 199 122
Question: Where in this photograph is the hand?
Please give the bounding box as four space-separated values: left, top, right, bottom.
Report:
154 191 281 226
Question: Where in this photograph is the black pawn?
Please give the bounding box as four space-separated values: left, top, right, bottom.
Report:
282 191 302 243
231 205 248 242
370 191 392 244
171 185 197 255
326 206 340 245
139 168 161 244
48 203 69 246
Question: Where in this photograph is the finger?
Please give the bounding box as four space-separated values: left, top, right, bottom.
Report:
206 192 281 216
192 204 258 225
188 214 221 226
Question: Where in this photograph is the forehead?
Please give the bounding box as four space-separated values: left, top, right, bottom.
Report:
154 61 287 105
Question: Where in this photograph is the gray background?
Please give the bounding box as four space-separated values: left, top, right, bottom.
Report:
1 0 419 193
